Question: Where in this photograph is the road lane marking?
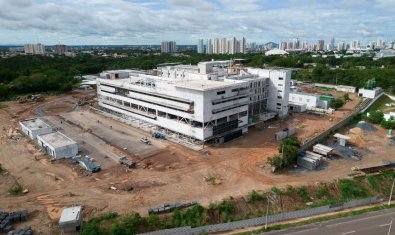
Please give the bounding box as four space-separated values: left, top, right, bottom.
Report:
379 223 391 227
284 227 318 234
327 211 395 227
342 231 356 234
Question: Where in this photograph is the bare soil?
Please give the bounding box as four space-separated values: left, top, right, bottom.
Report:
0 90 394 234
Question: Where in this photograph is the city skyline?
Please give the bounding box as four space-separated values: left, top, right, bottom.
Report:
0 0 395 45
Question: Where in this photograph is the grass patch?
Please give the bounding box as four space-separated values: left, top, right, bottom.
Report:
0 103 8 109
0 164 4 173
366 175 378 189
235 204 395 234
8 184 23 195
297 186 310 202
339 179 369 199
367 94 393 112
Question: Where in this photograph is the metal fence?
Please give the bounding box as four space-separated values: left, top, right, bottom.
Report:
138 196 382 235
299 97 373 152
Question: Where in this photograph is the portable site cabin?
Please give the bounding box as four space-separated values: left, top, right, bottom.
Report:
313 144 334 156
19 118 53 140
59 206 82 235
333 133 351 147
37 131 78 159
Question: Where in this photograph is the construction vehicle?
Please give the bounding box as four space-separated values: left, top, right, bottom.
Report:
152 131 166 140
140 137 151 145
118 156 136 168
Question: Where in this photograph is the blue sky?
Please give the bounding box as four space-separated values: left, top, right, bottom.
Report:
0 0 394 45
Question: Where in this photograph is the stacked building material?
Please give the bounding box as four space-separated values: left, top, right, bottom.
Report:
297 151 322 170
0 210 29 233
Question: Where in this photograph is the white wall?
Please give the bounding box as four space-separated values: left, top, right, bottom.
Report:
289 92 319 108
37 135 78 159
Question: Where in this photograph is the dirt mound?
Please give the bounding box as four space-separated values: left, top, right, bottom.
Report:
356 121 377 132
349 135 367 147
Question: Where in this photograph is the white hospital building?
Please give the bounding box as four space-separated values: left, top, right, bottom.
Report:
96 60 291 145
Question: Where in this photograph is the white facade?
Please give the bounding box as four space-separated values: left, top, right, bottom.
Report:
24 43 45 55
358 87 383 99
289 92 320 109
19 118 53 140
37 132 78 159
96 61 291 144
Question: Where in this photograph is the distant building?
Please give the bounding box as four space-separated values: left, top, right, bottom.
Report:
197 39 204 53
317 40 325 51
24 43 45 55
338 41 346 50
161 41 177 53
53 44 67 55
265 48 289 56
350 40 360 50
198 36 246 55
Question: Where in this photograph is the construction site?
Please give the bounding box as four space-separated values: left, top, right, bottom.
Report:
1 76 395 233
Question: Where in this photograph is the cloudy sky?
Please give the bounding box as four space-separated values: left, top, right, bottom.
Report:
0 0 394 45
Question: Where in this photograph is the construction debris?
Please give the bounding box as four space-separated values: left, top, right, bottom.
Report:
0 209 29 233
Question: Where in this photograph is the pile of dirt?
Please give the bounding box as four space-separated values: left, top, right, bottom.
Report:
356 121 377 132
349 134 367 147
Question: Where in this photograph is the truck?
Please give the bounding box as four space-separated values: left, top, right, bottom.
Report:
118 156 136 168
140 137 151 145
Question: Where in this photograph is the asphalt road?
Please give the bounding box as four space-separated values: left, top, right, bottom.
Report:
265 207 395 235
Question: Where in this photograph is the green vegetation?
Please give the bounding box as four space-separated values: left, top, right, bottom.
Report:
0 164 4 173
330 98 345 109
1 52 395 100
364 110 395 129
297 186 310 202
247 190 263 203
81 171 395 234
267 137 301 170
8 184 23 195
367 95 393 112
339 179 369 199
0 103 7 109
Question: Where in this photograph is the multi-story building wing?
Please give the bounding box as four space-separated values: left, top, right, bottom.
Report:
96 61 291 145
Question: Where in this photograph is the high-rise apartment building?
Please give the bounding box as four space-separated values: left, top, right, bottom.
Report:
279 42 287 50
53 44 67 55
197 39 204 53
198 37 246 55
350 40 360 50
161 41 177 53
327 37 334 51
292 38 300 50
317 40 325 51
337 41 346 50
24 43 45 55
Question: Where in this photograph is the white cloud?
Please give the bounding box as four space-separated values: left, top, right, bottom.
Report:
0 0 393 45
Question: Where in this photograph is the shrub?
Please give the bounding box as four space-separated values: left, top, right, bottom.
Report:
331 98 345 109
285 185 295 195
366 176 378 189
339 179 368 199
365 111 384 124
8 184 23 195
247 190 263 203
297 186 310 202
316 185 331 199
271 187 282 195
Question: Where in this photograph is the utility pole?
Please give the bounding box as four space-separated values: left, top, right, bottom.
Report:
388 219 393 235
265 194 269 229
280 144 285 168
388 179 395 206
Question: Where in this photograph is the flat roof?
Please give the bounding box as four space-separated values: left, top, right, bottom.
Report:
172 78 247 91
20 118 51 131
38 131 77 148
334 133 351 140
59 206 81 223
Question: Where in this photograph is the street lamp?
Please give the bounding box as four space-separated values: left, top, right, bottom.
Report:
388 179 395 206
265 194 270 230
